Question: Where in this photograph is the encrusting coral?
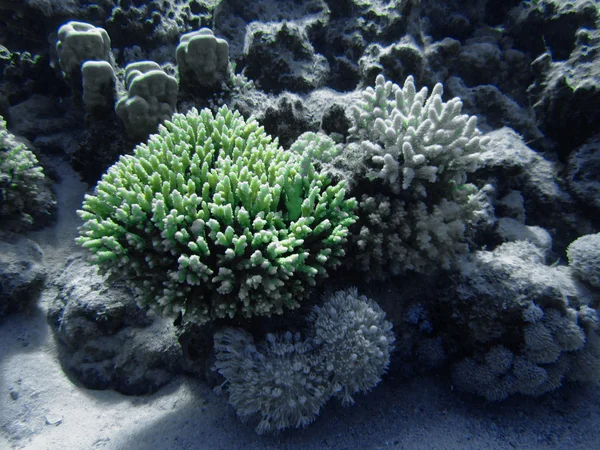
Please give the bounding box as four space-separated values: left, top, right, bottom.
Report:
450 241 600 401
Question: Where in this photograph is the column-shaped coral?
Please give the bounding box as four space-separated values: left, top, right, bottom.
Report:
176 28 229 95
115 61 178 142
55 21 114 107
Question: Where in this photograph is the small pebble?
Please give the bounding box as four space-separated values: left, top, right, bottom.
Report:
45 414 63 426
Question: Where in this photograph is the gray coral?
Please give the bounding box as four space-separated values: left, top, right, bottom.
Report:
567 233 600 287
451 241 600 401
213 329 327 434
310 288 396 405
213 287 395 434
452 303 594 401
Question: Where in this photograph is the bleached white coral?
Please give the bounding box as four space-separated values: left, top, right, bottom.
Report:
345 75 493 277
349 74 489 196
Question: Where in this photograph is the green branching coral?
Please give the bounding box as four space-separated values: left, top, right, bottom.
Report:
289 132 341 176
0 116 54 231
76 106 357 324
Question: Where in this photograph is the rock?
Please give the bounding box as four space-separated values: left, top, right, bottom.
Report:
0 235 45 318
566 133 600 212
478 127 595 254
243 21 329 94
44 413 63 426
527 26 600 153
48 256 186 395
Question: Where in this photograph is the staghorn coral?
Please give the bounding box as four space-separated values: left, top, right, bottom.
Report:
76 106 357 325
0 116 55 231
343 74 492 278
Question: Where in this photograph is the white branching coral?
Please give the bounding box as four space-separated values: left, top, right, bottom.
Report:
213 287 395 434
349 74 488 196
343 74 493 278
